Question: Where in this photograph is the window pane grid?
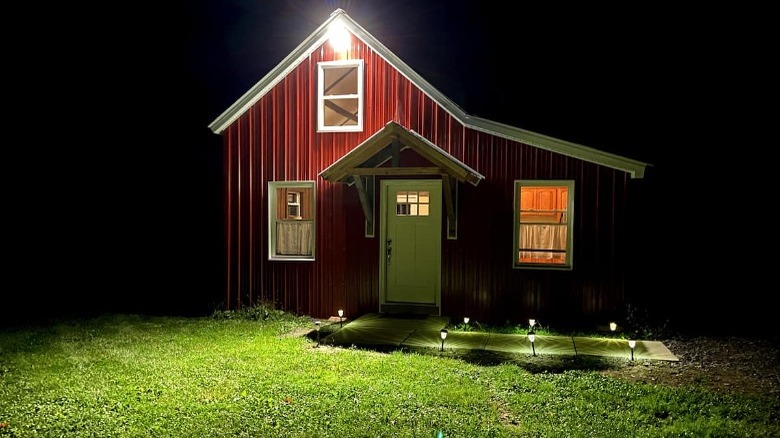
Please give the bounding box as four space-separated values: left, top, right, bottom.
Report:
395 190 429 216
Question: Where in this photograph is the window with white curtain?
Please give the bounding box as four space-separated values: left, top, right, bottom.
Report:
268 181 315 261
513 180 574 270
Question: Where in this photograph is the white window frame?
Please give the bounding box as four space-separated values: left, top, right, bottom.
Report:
268 181 315 261
513 180 574 270
317 59 364 132
287 191 301 219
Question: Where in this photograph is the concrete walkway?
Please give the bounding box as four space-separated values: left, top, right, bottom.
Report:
322 313 678 362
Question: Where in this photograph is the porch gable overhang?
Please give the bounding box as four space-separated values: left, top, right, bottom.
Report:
319 121 484 237
319 121 485 186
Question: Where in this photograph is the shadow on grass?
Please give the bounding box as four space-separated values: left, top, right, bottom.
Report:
305 330 623 375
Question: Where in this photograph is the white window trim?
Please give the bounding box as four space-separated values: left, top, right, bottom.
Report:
287 191 301 219
513 180 574 270
317 59 364 132
268 181 316 261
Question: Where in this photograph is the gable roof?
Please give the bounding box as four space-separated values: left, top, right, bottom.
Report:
208 9 649 179
319 121 485 186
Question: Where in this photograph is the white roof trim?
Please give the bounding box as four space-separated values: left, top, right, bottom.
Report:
209 9 649 179
465 115 648 179
406 127 485 184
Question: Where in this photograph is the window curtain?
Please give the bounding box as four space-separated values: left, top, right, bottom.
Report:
277 221 312 255
520 224 567 258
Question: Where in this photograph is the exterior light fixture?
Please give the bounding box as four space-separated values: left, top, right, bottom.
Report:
463 316 470 325
326 20 350 51
314 320 321 347
338 309 344 328
528 331 536 356
529 318 536 329
628 339 636 361
610 322 617 332
440 329 448 352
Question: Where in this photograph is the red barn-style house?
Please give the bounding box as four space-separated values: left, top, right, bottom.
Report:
208 9 650 327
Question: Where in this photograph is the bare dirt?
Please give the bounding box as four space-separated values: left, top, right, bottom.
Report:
600 336 780 399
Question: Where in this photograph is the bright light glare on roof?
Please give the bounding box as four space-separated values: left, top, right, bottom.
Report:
327 20 350 51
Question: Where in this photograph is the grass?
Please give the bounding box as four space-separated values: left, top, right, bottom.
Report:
1 308 778 437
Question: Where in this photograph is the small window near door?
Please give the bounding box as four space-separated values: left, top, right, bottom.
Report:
513 180 574 270
269 181 315 261
396 191 429 216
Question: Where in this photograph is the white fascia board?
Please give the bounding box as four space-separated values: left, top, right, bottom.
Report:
466 115 648 179
208 16 336 133
209 10 648 179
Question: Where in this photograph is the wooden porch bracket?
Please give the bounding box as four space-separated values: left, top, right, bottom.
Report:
353 175 374 232
442 174 457 239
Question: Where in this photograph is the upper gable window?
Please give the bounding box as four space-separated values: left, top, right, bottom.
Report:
317 60 364 132
513 180 574 270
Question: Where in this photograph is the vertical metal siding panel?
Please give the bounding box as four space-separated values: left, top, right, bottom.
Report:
258 96 267 306
248 107 257 306
262 94 273 308
271 84 281 309
241 112 253 308
236 114 244 309
224 127 234 309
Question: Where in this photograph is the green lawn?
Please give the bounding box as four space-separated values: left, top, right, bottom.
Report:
1 310 777 437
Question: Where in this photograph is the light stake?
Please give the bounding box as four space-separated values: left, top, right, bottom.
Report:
528 331 536 357
440 329 448 352
628 339 636 361
338 309 344 328
314 320 321 347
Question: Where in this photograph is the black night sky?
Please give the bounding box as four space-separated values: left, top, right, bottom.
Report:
7 1 771 333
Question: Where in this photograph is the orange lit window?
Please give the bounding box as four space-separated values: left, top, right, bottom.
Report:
513 181 574 270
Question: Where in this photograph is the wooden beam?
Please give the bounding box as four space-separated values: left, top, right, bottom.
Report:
349 167 442 176
363 176 375 237
320 128 393 182
323 100 358 123
391 137 400 167
353 175 373 230
442 175 456 237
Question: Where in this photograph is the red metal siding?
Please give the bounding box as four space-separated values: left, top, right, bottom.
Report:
221 37 634 327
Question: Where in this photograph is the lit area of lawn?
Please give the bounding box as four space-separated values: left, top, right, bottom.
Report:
1 309 777 437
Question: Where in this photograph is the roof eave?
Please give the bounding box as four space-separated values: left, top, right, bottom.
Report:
209 9 650 179
466 115 649 179
207 11 343 134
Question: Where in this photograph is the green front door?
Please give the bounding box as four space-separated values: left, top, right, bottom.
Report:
380 180 441 312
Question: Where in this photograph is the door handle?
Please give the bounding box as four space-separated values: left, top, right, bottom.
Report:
387 239 392 265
